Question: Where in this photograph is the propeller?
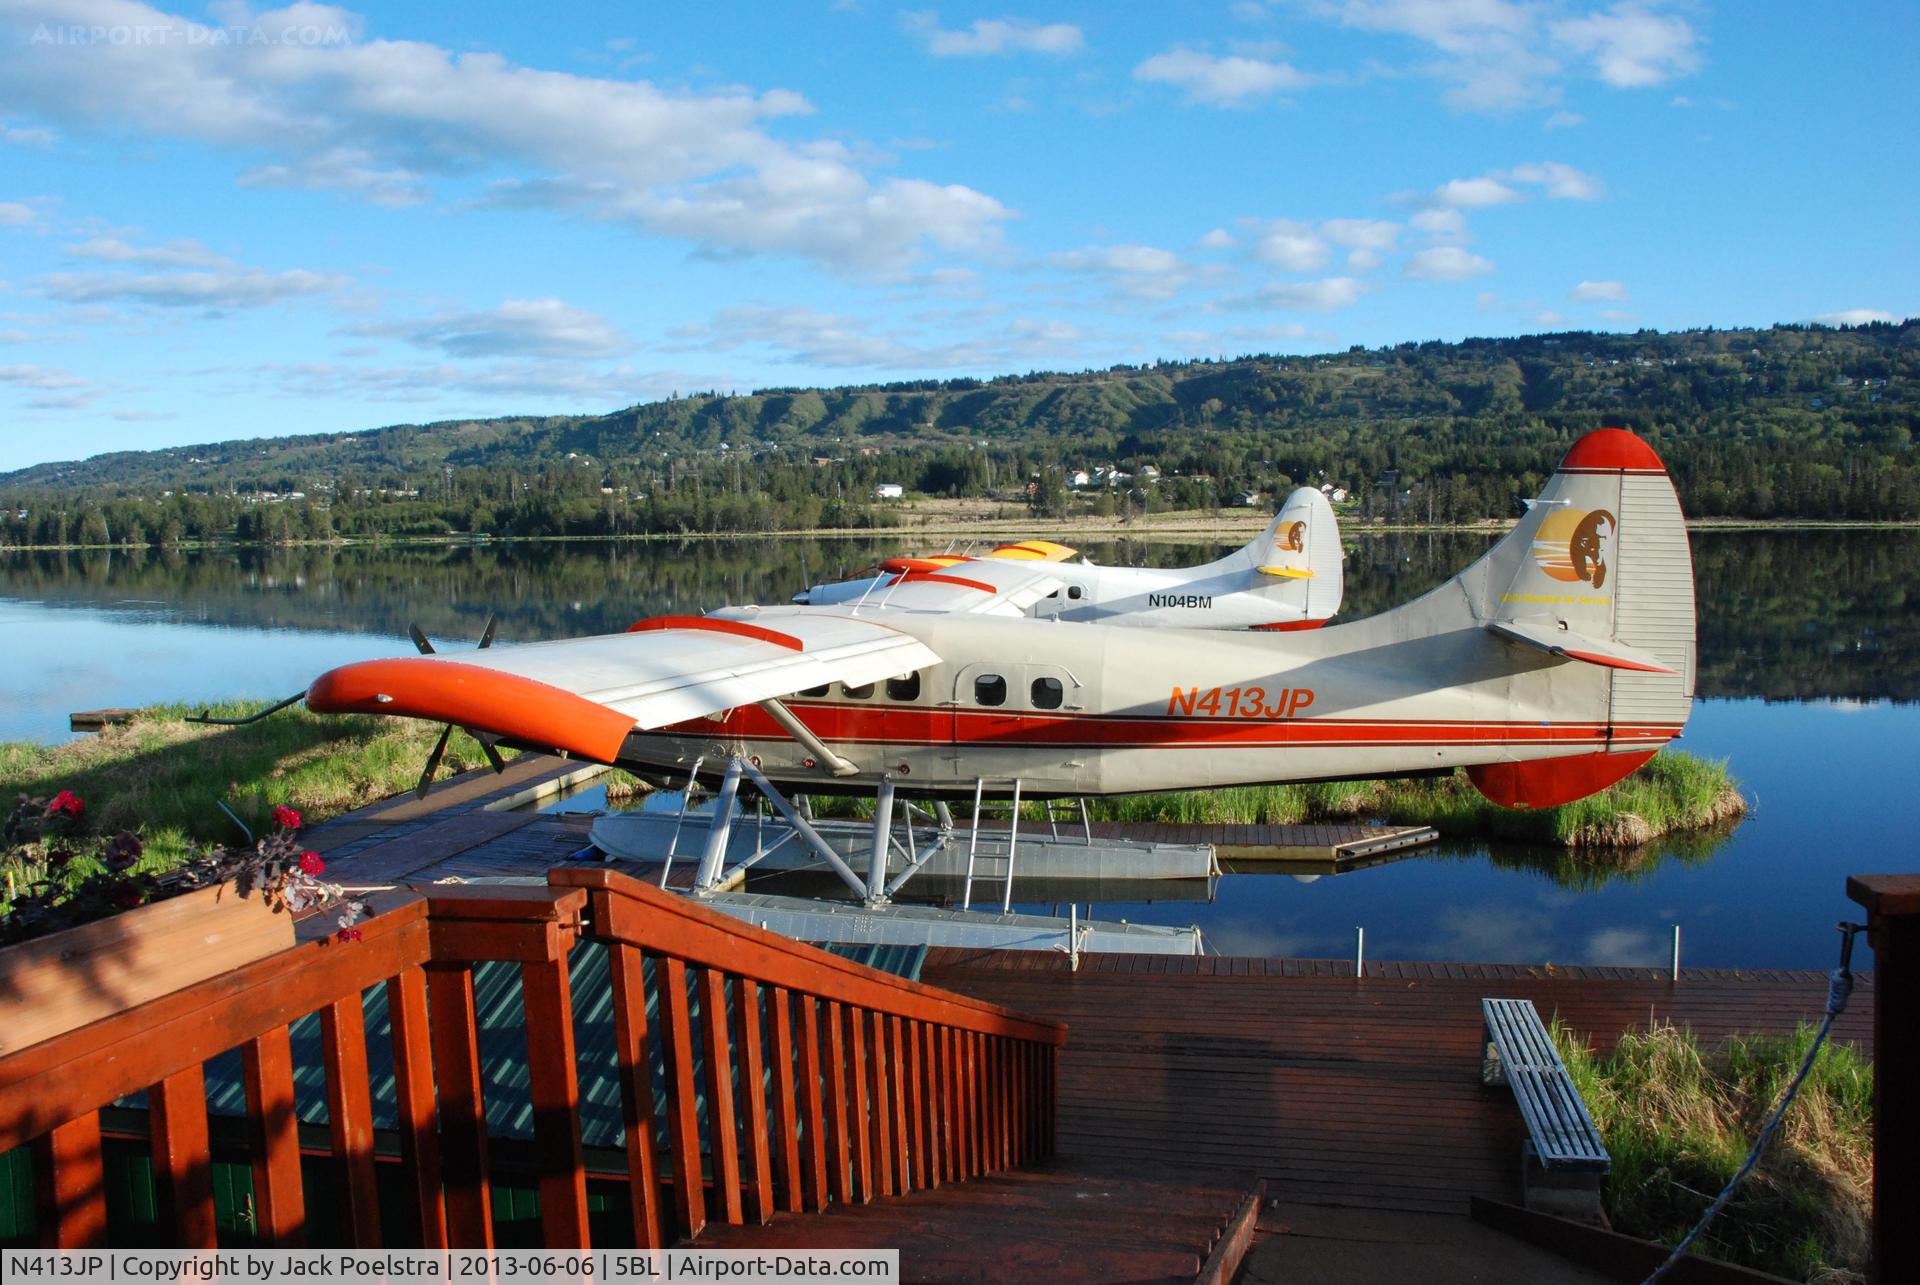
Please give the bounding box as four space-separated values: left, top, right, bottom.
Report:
411 614 508 798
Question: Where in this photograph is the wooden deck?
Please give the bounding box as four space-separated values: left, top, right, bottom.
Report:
920 949 1873 1217
694 1162 1260 1284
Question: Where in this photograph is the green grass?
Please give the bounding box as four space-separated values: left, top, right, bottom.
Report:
1081 751 1745 848
1 700 500 867
1555 1019 1871 1283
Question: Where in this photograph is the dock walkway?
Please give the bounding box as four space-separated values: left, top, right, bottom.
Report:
919 948 1872 1217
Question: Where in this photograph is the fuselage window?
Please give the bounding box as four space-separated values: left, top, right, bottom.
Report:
887 673 921 701
1067 585 1083 600
1031 676 1064 710
843 682 874 700
974 674 1007 707
799 684 830 698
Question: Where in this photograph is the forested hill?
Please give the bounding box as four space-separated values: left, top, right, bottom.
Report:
3 321 1916 539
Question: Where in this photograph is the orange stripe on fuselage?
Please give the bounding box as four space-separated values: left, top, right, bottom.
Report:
656 701 1681 752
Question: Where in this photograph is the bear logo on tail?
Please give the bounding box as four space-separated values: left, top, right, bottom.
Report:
1531 508 1616 588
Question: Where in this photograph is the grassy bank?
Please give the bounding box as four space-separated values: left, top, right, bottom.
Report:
0 701 502 865
1083 751 1745 848
1556 1020 1871 1283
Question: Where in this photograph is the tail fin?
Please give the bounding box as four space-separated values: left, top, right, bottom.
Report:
1451 429 1696 804
1367 434 1697 810
1211 486 1344 621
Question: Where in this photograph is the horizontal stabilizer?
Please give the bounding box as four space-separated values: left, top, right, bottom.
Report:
1256 565 1313 579
1488 619 1677 674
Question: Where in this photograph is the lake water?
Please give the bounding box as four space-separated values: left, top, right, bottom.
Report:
2 530 1914 970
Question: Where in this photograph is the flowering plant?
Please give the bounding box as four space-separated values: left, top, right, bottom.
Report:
2 791 364 947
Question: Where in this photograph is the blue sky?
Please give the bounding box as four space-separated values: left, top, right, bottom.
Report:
0 1 1913 471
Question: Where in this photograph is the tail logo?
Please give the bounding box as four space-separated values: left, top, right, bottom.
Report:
1532 507 1616 588
1280 521 1306 552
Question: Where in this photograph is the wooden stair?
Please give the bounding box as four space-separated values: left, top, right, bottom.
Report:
693 1162 1262 1284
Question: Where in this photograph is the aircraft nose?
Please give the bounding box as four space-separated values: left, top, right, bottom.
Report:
791 590 811 604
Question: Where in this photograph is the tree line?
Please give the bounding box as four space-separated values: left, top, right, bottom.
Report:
2 321 1914 546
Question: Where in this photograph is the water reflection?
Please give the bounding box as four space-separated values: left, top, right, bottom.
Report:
4 532 1916 970
5 529 1915 702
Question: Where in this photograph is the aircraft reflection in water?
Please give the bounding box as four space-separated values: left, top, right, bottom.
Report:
308 430 1696 813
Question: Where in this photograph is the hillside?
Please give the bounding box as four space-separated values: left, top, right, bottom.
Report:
3 322 1915 542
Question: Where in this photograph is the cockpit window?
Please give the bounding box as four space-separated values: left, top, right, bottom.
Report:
974 674 1007 707
887 673 921 701
1030 677 1064 710
843 682 874 700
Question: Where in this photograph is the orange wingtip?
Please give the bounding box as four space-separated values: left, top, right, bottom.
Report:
306 657 635 765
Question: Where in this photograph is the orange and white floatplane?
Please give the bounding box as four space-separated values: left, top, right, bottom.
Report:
794 484 1344 630
304 429 1694 924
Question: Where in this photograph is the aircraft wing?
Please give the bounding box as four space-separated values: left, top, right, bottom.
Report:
306 612 940 765
1488 618 1678 674
850 559 1068 616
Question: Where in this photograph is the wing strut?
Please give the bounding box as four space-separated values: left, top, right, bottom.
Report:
757 697 860 777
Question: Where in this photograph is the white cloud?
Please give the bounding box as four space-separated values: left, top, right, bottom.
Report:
1404 246 1493 281
1133 48 1308 106
1812 309 1902 327
1570 279 1627 302
903 12 1085 57
1543 110 1585 129
1504 160 1605 200
1551 3 1701 89
0 362 88 391
1430 162 1603 210
1198 228 1237 249
1410 207 1467 238
266 358 650 406
64 237 229 268
1260 276 1366 312
40 264 346 311
666 304 1087 370
355 298 630 359
1 1 1012 276
1317 0 1557 110
1251 220 1329 271
1433 176 1522 208
236 146 428 207
1320 217 1400 250
1 121 56 147
1 200 45 226
1052 243 1193 299
1312 1 1701 110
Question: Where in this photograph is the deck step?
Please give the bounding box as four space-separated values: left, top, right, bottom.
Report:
692 1162 1260 1283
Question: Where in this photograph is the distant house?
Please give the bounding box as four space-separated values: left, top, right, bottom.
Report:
874 483 905 500
1067 470 1093 488
1236 491 1261 507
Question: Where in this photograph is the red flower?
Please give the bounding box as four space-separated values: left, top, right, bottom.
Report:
298 851 325 876
335 926 363 943
48 790 84 817
273 805 303 830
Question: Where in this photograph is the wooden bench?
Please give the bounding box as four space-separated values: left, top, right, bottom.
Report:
1481 998 1610 1222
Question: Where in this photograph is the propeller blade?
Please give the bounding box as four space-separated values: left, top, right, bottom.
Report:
408 624 435 656
415 724 452 799
477 614 498 650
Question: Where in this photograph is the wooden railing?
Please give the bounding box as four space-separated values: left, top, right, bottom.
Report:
0 869 1065 1249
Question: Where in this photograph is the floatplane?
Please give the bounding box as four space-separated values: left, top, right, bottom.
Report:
794 484 1343 630
302 429 1694 950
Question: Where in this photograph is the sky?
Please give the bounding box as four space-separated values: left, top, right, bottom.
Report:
0 1 1914 472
